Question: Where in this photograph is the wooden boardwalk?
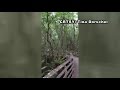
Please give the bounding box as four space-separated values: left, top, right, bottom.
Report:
72 56 79 78
43 54 79 78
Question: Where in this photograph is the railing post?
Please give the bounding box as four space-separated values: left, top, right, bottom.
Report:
63 65 67 78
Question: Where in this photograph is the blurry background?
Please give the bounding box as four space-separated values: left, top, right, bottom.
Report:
0 12 42 78
79 12 120 78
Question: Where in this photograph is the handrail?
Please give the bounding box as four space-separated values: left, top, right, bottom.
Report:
43 56 75 78
57 60 74 78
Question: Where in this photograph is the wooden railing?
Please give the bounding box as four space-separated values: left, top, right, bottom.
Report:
43 55 78 78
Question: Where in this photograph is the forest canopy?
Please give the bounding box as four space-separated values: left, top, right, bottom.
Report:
41 12 79 76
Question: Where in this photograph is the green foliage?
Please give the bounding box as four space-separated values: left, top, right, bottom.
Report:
41 12 79 76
